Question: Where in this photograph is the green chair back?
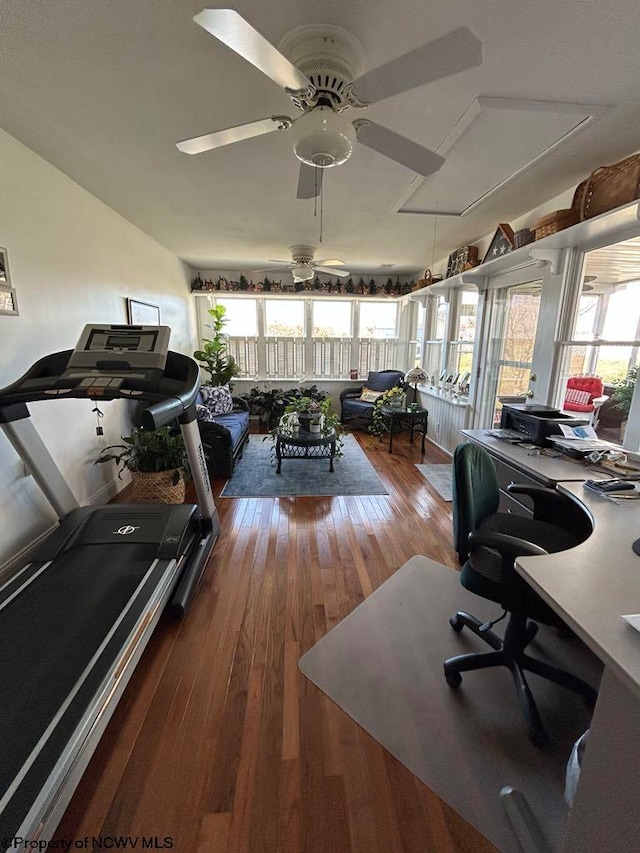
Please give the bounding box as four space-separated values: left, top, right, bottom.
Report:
452 442 500 563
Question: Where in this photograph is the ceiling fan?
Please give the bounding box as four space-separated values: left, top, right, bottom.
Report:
177 9 483 197
253 245 349 282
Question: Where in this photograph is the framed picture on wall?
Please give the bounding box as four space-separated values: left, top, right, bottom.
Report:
127 298 161 325
0 247 19 316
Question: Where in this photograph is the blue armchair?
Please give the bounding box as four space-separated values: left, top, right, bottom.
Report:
340 370 407 429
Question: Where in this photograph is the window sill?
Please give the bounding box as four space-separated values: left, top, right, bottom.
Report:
417 384 471 407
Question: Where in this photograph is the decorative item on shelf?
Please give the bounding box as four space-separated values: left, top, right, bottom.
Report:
572 152 640 222
191 271 204 291
532 208 579 240
350 369 358 380
404 367 428 405
446 245 480 278
514 227 535 249
482 224 515 264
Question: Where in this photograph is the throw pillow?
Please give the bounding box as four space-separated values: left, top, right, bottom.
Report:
200 384 234 415
196 403 216 422
565 387 592 407
360 387 384 403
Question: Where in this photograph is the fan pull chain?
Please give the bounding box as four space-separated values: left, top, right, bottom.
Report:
319 167 324 244
314 166 318 218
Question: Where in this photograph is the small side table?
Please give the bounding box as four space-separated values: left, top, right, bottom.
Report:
379 406 429 454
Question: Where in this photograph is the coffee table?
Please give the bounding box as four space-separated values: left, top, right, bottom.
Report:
275 422 337 473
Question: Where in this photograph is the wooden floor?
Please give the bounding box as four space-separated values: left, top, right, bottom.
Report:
54 430 497 853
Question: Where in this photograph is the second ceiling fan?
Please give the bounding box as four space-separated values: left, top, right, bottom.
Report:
177 9 483 198
253 245 349 283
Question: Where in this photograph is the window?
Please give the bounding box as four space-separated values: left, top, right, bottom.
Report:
480 283 542 427
215 298 257 336
422 296 447 381
312 300 352 337
265 299 304 336
448 290 478 379
557 274 640 441
195 294 400 380
359 302 397 338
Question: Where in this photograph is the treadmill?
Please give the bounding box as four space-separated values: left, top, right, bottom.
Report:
0 324 220 842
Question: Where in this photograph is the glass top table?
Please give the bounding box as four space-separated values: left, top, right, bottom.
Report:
274 421 337 473
379 406 428 454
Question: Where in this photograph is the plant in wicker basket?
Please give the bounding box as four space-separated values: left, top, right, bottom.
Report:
94 426 188 504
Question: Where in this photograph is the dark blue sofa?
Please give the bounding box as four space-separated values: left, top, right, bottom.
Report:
340 370 407 429
196 392 250 478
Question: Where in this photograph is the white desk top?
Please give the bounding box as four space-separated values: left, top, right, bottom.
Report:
461 429 611 485
517 481 640 701
462 430 640 699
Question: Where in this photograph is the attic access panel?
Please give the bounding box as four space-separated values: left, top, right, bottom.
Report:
396 98 606 216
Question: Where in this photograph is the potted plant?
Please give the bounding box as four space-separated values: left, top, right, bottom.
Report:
95 425 188 504
193 304 241 387
272 396 343 447
241 386 287 429
611 366 637 437
370 386 407 438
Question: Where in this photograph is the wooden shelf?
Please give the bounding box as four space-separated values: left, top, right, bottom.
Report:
406 199 640 299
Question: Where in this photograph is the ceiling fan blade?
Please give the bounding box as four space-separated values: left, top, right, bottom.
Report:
296 162 323 199
354 121 444 177
177 116 290 155
350 27 482 105
315 266 349 277
315 258 346 266
252 265 293 273
194 9 312 93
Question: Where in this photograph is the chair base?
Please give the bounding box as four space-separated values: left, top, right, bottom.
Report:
444 610 598 749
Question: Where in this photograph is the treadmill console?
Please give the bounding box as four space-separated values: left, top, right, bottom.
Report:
70 324 170 370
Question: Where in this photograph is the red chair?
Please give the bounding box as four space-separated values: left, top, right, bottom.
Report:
563 375 608 426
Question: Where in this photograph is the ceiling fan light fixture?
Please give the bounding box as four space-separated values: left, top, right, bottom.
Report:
292 106 356 168
292 262 315 282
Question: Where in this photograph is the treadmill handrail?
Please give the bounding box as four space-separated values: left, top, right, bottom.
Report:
0 350 201 430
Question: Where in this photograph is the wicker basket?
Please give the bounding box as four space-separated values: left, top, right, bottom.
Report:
131 468 185 504
514 228 535 248
572 152 640 221
532 208 579 240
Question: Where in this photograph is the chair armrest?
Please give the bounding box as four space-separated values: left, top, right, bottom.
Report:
340 386 363 402
592 395 608 408
232 396 250 412
468 529 548 560
507 483 593 541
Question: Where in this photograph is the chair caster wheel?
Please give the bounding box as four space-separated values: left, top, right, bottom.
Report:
444 669 462 688
449 614 464 632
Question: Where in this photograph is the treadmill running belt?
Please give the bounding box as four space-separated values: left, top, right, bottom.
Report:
0 541 164 834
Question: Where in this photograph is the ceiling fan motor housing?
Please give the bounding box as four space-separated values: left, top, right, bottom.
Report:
290 245 316 281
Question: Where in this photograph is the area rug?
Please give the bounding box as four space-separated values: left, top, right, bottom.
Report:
415 463 453 501
219 434 388 498
299 556 602 853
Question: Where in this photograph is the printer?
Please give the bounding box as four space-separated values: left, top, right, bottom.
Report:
500 403 589 447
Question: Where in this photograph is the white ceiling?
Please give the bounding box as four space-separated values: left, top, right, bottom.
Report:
2 0 640 276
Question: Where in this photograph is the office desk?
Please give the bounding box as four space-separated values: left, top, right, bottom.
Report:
462 430 640 852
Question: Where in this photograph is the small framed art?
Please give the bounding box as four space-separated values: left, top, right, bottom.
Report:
127 298 161 325
0 247 18 316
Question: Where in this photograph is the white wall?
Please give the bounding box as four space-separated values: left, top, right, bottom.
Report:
0 129 196 571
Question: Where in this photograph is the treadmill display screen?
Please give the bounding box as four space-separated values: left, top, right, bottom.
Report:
106 335 140 349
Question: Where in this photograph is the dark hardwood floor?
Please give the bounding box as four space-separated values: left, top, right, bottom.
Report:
54 429 497 853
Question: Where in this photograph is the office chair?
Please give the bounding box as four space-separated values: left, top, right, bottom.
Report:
444 442 598 748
